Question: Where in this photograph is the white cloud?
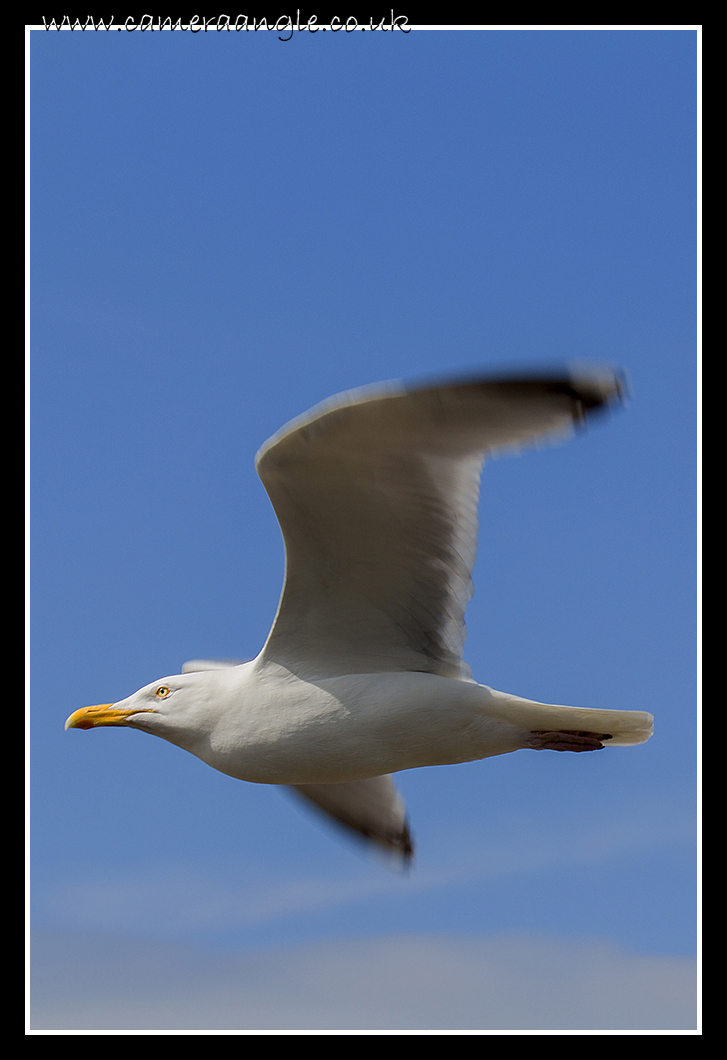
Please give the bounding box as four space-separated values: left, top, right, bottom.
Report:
40 865 406 935
30 929 697 1031
38 803 694 937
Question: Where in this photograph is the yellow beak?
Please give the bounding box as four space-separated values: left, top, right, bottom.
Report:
64 704 148 730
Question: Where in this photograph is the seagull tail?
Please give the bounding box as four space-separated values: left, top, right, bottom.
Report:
482 688 654 748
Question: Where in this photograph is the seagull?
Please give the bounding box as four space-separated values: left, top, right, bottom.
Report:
66 367 653 866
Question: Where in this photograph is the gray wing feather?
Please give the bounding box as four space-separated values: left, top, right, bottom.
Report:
256 368 625 680
181 659 250 673
290 775 414 865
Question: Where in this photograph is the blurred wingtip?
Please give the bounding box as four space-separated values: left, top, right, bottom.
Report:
567 360 631 408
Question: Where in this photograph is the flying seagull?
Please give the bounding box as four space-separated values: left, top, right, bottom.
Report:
66 367 653 866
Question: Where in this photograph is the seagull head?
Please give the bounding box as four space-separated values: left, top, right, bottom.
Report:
64 671 225 754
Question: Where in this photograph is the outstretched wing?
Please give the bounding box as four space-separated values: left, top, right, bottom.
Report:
255 368 625 680
290 775 414 866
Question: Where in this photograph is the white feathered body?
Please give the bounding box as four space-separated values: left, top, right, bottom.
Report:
126 661 652 786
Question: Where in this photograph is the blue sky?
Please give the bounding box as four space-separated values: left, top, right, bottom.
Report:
29 27 698 1031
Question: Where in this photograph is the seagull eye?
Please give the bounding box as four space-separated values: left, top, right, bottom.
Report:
154 685 171 699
